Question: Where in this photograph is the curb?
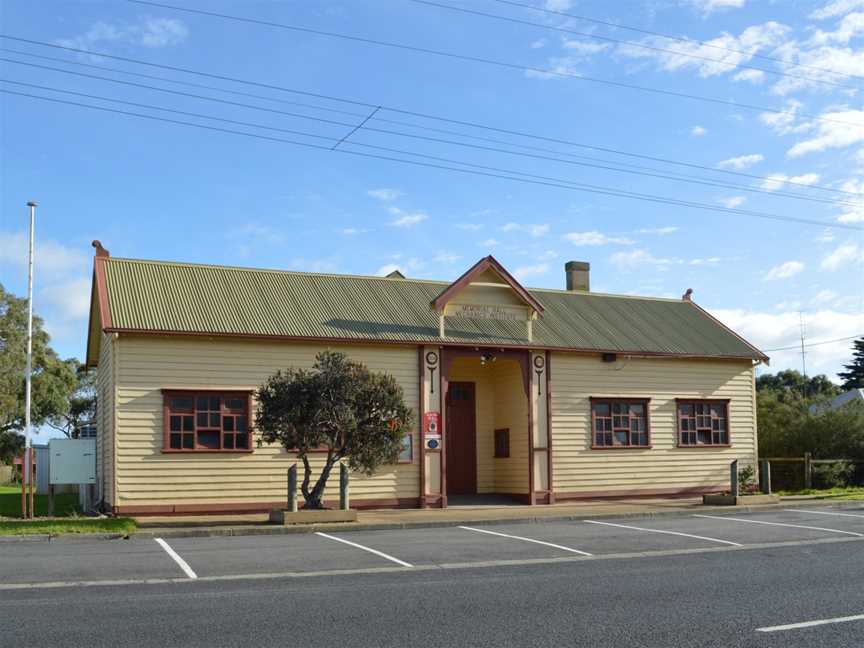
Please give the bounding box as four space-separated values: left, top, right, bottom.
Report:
126 500 864 541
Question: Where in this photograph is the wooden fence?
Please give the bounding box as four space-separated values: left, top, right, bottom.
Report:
764 454 861 490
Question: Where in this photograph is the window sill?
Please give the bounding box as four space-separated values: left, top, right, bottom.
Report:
591 445 652 450
162 449 254 454
676 444 732 449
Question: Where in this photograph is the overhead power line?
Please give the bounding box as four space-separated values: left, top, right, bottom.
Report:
4 86 860 231
2 35 858 198
123 0 864 130
486 0 864 84
763 334 863 352
405 0 859 93
4 58 858 209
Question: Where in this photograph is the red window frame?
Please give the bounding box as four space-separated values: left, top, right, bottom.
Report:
590 398 651 449
676 399 730 447
162 390 253 453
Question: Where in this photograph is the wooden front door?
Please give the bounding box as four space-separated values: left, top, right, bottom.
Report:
446 382 477 495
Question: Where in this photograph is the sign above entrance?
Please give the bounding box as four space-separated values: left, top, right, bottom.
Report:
445 303 528 321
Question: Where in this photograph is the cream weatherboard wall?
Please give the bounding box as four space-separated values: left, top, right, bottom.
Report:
549 354 758 497
95 332 116 506
110 335 419 512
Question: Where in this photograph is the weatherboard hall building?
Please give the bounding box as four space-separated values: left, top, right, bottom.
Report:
85 242 768 515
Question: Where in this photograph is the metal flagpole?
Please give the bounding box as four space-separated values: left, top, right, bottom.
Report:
24 201 36 519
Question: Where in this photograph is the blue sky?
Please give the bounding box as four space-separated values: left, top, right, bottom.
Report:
1 0 863 384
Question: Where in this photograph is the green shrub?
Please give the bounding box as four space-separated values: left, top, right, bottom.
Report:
813 461 855 488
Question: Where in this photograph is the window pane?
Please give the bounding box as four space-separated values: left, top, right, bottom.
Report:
183 415 194 431
196 396 208 411
169 397 193 411
630 418 641 432
210 397 220 410
680 403 694 416
237 417 247 432
223 434 235 449
614 431 628 445
594 403 610 416
225 398 244 411
235 433 249 449
182 433 194 449
223 417 234 432
697 430 710 444
170 433 181 449
198 430 220 449
631 404 644 415
170 415 182 432
197 412 208 428
210 413 221 427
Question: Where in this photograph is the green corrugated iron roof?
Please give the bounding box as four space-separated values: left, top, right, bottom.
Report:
92 257 766 361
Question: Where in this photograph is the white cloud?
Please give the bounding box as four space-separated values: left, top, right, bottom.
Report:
480 238 500 247
565 230 635 246
388 209 428 227
821 242 864 270
764 260 805 280
812 289 839 305
339 227 370 235
732 68 766 83
500 222 550 237
58 17 188 52
717 153 764 170
786 108 864 157
376 257 424 276
711 307 864 380
610 249 676 269
456 223 483 231
816 229 837 243
289 257 338 273
811 12 864 45
41 278 91 321
637 226 679 235
513 263 550 281
366 188 402 202
530 38 547 49
720 196 746 208
433 252 461 264
0 231 89 280
619 21 787 81
834 178 864 223
690 125 707 136
759 172 821 191
811 0 864 19
759 99 807 135
685 0 747 15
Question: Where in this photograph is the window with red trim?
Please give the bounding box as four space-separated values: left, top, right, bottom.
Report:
163 392 252 452
591 399 650 448
677 400 729 447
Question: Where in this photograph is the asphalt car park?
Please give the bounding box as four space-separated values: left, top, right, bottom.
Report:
3 506 864 589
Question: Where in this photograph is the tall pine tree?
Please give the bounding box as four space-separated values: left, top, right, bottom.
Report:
838 337 864 390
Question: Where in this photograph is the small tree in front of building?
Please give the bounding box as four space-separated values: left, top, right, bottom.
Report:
256 351 413 509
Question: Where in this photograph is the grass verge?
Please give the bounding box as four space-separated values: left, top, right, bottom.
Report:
0 517 137 536
778 486 864 500
0 485 79 517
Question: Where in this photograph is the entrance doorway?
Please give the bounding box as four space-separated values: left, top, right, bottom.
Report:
445 381 477 495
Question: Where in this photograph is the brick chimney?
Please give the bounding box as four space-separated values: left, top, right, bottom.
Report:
565 261 589 292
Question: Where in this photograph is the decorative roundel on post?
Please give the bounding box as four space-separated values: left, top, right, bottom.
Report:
425 351 439 367
533 355 545 370
427 438 440 450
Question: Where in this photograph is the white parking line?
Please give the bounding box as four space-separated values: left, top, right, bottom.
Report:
315 532 413 568
459 526 593 556
757 613 864 633
154 538 197 580
585 520 742 546
785 508 864 519
694 515 864 537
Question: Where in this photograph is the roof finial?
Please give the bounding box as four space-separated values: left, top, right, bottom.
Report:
682 288 693 301
92 240 110 258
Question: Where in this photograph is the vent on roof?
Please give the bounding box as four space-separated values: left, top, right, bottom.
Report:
386 269 406 279
565 261 589 291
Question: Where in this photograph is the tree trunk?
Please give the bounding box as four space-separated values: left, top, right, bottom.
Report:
301 450 338 509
